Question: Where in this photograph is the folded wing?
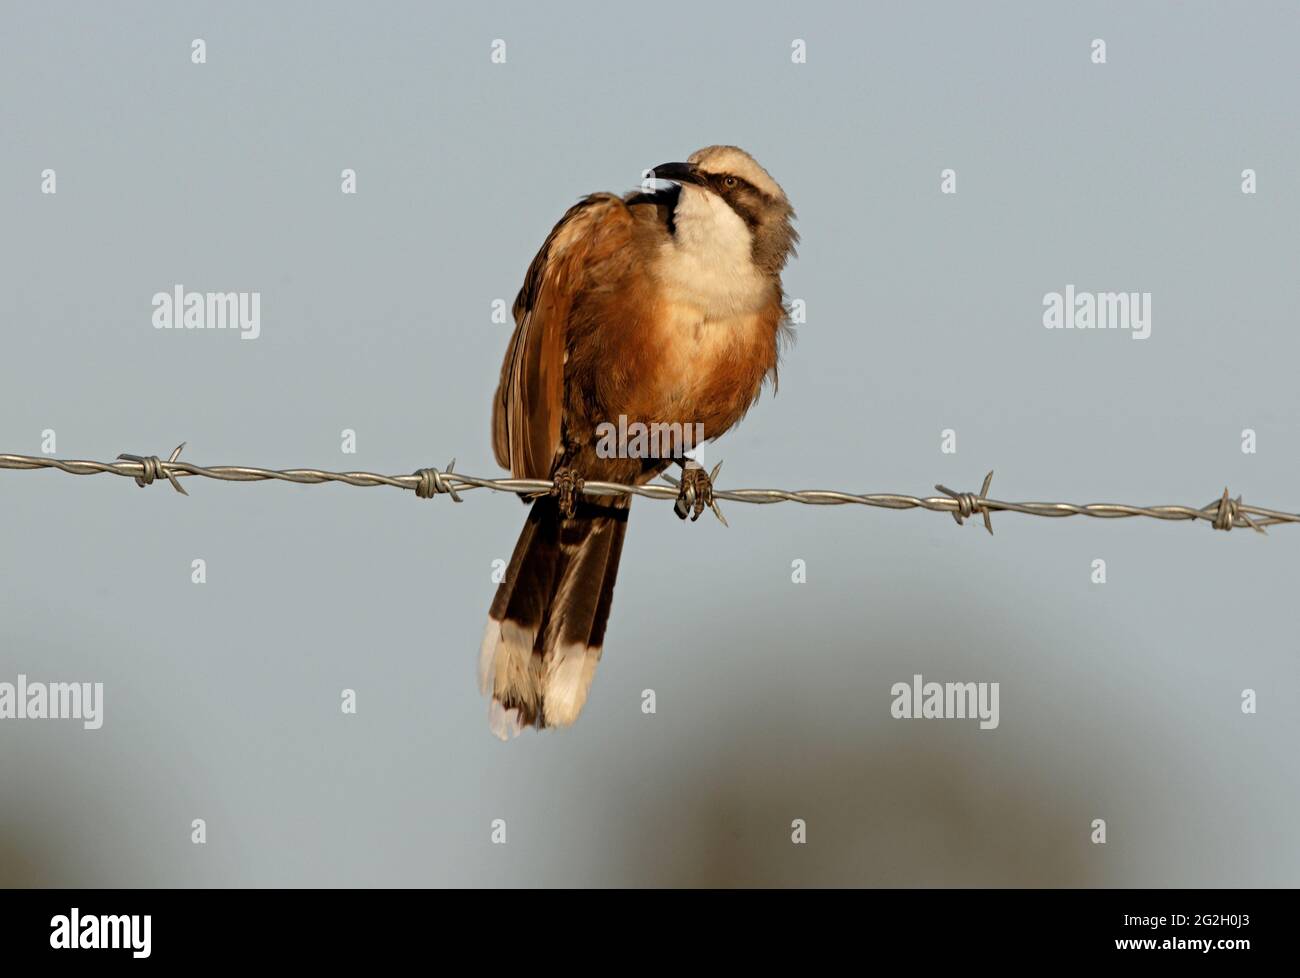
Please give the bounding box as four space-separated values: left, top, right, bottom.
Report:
492 193 636 478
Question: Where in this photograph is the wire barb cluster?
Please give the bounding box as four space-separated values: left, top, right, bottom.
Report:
117 442 189 495
412 459 462 502
936 471 996 534
2 447 1298 535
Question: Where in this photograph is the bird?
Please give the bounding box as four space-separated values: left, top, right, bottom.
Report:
480 145 798 739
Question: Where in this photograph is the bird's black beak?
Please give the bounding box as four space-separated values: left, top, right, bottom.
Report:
649 162 704 186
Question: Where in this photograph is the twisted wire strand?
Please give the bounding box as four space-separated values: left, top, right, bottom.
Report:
2 449 1296 533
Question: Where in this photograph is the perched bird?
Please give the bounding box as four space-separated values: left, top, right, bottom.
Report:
481 146 798 738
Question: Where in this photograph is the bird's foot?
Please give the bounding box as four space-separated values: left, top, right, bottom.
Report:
550 468 584 519
668 460 726 525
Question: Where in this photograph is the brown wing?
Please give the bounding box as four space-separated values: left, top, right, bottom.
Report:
492 194 634 478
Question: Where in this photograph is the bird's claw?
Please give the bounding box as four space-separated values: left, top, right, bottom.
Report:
669 461 726 525
551 468 583 519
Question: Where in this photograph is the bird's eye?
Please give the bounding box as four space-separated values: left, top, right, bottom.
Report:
723 176 737 188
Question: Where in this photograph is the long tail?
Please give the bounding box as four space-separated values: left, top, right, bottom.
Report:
479 496 629 739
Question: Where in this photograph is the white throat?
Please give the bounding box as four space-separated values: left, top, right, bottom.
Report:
656 186 767 317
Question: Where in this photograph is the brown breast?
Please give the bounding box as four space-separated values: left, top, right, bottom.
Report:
611 296 782 439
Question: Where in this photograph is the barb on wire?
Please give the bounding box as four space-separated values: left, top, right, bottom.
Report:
936 470 996 534
117 442 189 495
2 446 1298 534
413 458 462 502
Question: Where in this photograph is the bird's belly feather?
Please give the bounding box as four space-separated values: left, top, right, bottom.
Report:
624 300 777 438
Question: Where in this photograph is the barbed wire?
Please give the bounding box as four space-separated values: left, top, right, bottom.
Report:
0 443 1294 535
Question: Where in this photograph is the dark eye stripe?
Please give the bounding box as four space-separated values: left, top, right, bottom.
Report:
727 196 762 229
709 173 758 196
701 173 767 228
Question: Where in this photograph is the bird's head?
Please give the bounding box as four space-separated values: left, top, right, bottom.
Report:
650 145 798 275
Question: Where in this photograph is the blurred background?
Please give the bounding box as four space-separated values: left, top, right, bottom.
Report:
1 0 1297 886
